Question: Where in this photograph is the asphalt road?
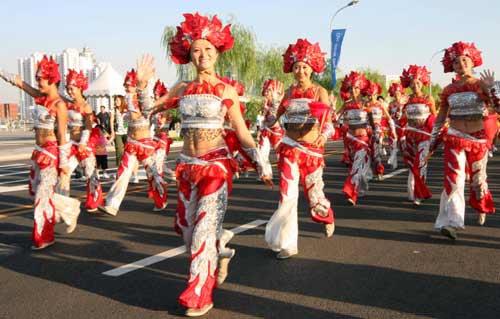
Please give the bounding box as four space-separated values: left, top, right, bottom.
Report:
1 141 499 319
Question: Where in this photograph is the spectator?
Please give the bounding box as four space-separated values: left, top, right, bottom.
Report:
256 110 265 139
96 105 111 134
94 125 110 179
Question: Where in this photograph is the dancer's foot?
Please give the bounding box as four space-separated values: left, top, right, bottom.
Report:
440 226 457 240
276 248 298 259
478 213 486 226
98 205 118 216
216 256 232 286
87 207 98 213
347 198 356 206
325 223 335 238
376 174 384 181
185 303 214 317
413 199 422 207
153 203 167 212
130 175 140 184
31 240 55 250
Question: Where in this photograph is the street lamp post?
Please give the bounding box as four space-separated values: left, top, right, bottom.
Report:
329 0 360 32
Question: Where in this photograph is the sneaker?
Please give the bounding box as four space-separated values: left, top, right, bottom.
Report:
488 151 493 158
31 240 55 250
376 174 384 181
216 256 232 286
79 176 87 182
153 203 167 212
347 198 356 206
413 199 422 206
102 172 110 179
87 207 98 213
185 303 214 317
276 248 298 259
325 223 335 238
440 226 457 240
478 213 486 226
98 205 118 216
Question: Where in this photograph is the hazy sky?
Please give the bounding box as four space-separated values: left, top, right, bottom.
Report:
1 0 499 102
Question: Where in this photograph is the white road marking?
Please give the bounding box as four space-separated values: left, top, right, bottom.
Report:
0 170 30 178
382 168 408 179
0 163 28 169
0 185 28 193
102 219 267 277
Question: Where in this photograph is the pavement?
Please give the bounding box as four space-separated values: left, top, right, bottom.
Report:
1 136 500 319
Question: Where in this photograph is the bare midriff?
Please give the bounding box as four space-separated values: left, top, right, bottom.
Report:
408 119 427 128
35 128 57 146
285 123 320 143
348 125 368 137
449 118 484 134
181 128 225 157
69 127 82 142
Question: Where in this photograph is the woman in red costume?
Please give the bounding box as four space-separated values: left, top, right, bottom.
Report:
337 71 370 206
387 82 407 169
59 69 103 212
264 38 335 260
259 79 284 162
138 13 272 316
0 57 80 249
430 42 499 239
400 65 436 206
363 80 396 180
151 79 174 183
99 69 168 215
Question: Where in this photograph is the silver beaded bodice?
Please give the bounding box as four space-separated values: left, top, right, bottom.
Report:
345 109 368 126
448 92 484 119
67 109 84 128
406 103 430 120
179 94 226 129
34 106 56 130
284 98 316 124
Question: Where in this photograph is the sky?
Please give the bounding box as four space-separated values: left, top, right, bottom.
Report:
1 0 499 102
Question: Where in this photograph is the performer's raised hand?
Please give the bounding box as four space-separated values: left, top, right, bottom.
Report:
136 54 156 89
480 69 495 88
270 81 284 103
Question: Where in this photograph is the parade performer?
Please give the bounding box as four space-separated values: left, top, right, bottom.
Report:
0 56 80 249
151 79 174 185
98 69 168 215
264 38 335 260
364 80 395 180
259 79 284 162
430 42 498 239
143 13 272 316
401 65 436 206
387 82 407 169
337 71 370 205
59 69 103 212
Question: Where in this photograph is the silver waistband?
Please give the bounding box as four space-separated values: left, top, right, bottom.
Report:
447 127 487 143
281 136 323 158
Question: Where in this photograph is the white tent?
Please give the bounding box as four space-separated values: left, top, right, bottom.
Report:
86 63 125 112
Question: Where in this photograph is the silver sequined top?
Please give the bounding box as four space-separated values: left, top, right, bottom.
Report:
179 94 226 129
406 103 430 120
283 98 317 124
34 105 56 130
448 92 484 119
371 106 383 122
68 109 84 128
345 109 368 126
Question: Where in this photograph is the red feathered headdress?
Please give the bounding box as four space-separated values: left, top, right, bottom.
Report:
36 55 61 84
340 71 368 101
400 65 431 88
66 69 88 91
283 39 325 73
124 69 137 87
441 41 482 73
388 83 404 97
362 80 382 97
261 79 278 96
168 13 234 65
153 80 168 98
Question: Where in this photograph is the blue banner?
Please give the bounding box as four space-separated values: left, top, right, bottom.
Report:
331 28 346 89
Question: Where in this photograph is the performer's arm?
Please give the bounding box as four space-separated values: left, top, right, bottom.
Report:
0 69 43 98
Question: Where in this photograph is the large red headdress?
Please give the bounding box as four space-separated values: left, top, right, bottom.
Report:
153 80 168 98
388 82 404 97
66 69 88 91
283 39 326 73
441 41 482 73
340 71 368 101
400 65 431 88
261 79 278 96
168 13 234 65
362 80 382 97
36 55 61 84
124 69 137 87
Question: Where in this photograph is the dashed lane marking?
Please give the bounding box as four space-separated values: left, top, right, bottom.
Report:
102 219 267 277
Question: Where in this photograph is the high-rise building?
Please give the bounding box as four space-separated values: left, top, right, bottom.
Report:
17 47 103 120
